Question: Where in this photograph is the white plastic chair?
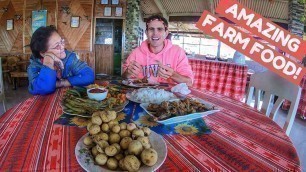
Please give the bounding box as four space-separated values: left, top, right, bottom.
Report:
246 71 301 135
0 57 7 112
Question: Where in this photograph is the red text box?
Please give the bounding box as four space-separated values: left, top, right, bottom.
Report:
216 0 306 61
196 11 305 85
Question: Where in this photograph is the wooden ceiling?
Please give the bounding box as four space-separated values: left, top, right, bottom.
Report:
140 0 291 33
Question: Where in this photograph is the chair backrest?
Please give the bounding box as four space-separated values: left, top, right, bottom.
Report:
245 71 301 135
0 57 7 112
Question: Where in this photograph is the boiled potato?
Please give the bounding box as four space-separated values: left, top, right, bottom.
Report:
83 136 93 146
105 145 118 156
124 155 141 172
107 157 118 170
96 144 104 153
92 146 99 156
86 122 93 131
115 153 124 161
120 137 133 150
132 129 144 138
97 140 109 149
89 124 100 135
101 113 111 123
142 127 151 136
127 123 137 131
119 122 127 130
119 159 127 170
107 111 117 120
95 153 108 165
128 140 143 156
93 132 108 142
112 143 121 152
101 123 110 133
119 130 131 138
137 136 150 146
92 111 101 117
109 133 121 144
143 143 151 149
112 124 121 133
91 115 102 125
109 120 119 128
141 148 158 166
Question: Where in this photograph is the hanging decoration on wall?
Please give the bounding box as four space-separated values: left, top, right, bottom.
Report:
32 10 47 33
71 16 80 28
104 7 112 16
6 19 13 30
115 7 122 17
111 0 119 5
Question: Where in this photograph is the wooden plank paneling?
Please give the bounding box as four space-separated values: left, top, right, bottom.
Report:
95 44 113 75
75 50 94 69
95 0 126 18
57 0 91 50
0 1 20 54
0 0 95 71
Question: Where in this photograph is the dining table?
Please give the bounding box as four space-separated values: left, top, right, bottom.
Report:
0 83 301 171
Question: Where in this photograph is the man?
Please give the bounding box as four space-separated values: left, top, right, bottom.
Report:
122 15 194 86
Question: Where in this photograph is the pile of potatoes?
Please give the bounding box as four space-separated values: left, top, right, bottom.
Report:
84 110 158 172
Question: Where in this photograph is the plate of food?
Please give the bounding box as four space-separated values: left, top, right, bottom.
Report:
121 78 160 88
140 98 220 125
61 86 129 117
75 130 167 171
126 88 177 104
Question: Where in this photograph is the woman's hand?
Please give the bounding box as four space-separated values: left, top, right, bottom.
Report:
43 52 64 70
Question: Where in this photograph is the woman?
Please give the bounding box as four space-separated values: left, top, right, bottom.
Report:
27 26 94 95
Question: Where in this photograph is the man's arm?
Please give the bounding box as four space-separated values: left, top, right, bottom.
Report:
169 71 193 86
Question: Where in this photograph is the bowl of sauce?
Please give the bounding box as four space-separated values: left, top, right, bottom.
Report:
87 88 108 101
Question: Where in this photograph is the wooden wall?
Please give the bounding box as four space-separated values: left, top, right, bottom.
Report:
0 0 94 67
0 0 128 70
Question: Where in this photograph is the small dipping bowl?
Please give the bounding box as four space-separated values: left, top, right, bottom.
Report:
87 88 108 101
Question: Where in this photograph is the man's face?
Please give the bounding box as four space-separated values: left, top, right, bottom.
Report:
146 20 169 48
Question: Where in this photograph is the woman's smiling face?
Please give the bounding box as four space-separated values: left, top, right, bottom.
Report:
47 32 66 59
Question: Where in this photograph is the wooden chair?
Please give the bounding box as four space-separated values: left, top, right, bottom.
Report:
0 58 7 112
245 71 301 135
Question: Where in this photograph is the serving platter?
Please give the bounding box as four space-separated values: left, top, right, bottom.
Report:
121 79 160 88
140 99 220 125
75 131 167 172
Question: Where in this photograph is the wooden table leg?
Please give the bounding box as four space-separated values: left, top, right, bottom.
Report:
13 77 17 90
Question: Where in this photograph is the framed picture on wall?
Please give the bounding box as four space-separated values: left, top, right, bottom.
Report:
32 10 47 33
111 0 119 5
6 19 14 30
115 7 122 17
71 16 80 28
101 0 108 4
104 7 112 16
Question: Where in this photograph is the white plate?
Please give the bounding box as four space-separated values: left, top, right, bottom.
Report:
75 131 167 172
140 99 220 125
126 92 177 104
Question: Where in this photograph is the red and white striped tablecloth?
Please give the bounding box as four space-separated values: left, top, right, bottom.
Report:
189 59 248 101
0 87 301 171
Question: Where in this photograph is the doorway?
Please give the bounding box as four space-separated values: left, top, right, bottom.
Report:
94 19 123 76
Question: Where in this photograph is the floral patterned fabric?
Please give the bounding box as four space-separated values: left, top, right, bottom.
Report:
54 101 212 135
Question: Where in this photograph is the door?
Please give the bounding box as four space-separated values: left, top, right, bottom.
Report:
94 19 122 75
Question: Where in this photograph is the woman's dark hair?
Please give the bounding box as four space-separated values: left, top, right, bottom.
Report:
30 26 57 59
146 15 168 31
